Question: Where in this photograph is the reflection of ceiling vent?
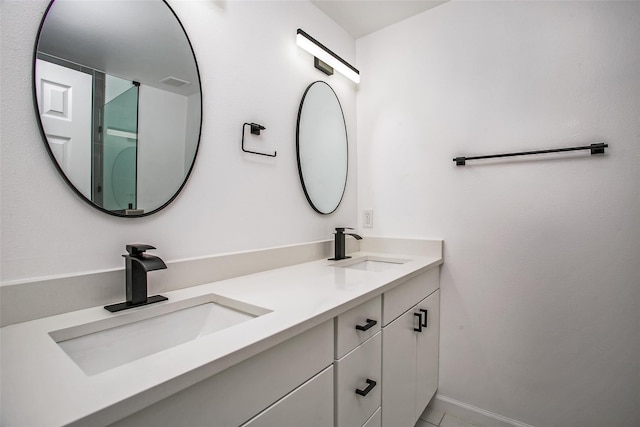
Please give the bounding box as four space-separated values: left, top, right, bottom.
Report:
160 76 190 87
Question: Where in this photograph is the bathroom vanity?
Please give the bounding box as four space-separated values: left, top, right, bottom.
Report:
0 239 442 427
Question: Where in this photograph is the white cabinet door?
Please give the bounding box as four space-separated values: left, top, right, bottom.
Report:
415 290 440 421
382 308 418 427
242 366 333 427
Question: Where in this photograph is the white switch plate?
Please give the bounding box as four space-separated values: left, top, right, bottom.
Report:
363 210 373 228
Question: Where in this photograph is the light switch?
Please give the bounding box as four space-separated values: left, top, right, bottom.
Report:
363 210 373 228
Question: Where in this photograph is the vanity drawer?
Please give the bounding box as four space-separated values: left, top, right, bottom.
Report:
335 295 381 359
241 366 333 427
383 267 439 326
335 332 381 427
109 320 333 427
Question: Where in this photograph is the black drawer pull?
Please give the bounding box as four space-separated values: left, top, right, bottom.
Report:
414 312 423 332
355 379 377 396
419 309 428 328
355 318 377 331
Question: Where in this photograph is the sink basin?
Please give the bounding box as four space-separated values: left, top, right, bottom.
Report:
50 294 271 375
333 256 410 272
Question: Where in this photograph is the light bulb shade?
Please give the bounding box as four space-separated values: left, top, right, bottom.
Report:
296 29 360 84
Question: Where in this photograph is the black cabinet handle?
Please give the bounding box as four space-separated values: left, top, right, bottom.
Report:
414 312 423 332
420 309 428 328
355 379 377 396
355 318 377 331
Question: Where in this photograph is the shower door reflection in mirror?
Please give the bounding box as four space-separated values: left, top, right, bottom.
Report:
102 76 139 211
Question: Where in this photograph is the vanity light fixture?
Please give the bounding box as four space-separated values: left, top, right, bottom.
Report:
296 29 360 84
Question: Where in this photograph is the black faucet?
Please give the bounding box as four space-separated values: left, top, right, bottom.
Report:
104 244 168 313
329 227 363 261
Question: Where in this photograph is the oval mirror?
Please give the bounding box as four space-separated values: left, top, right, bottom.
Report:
33 0 202 217
296 81 348 214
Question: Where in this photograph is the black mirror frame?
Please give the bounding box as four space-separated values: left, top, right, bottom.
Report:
32 0 203 218
295 81 349 215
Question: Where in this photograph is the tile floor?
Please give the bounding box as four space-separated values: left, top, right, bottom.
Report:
415 406 480 427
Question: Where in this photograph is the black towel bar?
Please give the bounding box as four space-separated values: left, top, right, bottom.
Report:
453 143 608 166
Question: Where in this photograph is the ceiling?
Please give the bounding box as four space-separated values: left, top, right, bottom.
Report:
310 0 448 39
38 0 200 96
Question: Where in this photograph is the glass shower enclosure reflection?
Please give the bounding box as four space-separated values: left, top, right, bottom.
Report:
96 76 140 212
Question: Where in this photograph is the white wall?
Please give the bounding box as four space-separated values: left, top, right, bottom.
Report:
0 0 358 281
137 85 187 211
184 92 200 174
357 1 640 426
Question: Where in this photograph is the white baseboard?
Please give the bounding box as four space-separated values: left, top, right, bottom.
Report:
424 394 535 427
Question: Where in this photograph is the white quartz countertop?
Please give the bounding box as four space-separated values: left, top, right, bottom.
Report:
1 250 442 427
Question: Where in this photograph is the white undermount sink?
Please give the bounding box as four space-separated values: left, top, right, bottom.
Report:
333 255 410 272
49 294 271 376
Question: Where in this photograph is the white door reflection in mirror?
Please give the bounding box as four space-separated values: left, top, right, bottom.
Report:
35 59 92 198
296 81 348 214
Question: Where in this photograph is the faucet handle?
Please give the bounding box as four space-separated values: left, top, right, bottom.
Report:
335 227 355 233
125 244 156 257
